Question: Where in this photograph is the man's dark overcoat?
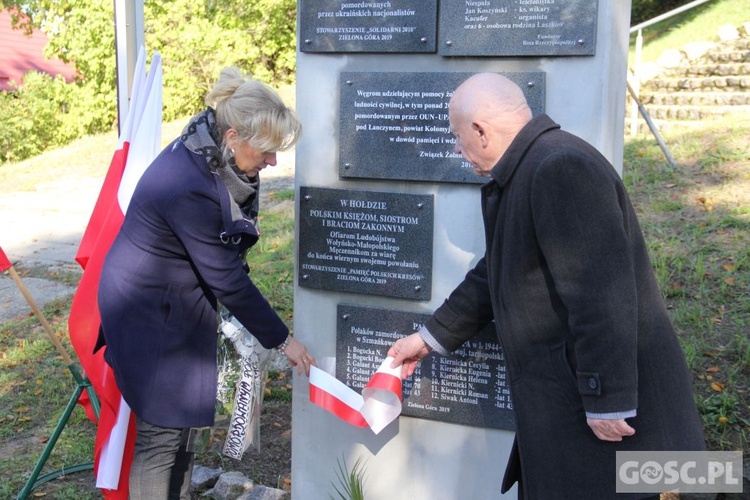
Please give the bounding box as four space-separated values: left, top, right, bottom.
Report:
425 115 705 498
98 139 288 429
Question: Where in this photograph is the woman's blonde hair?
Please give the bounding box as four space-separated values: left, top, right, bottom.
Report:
205 67 301 153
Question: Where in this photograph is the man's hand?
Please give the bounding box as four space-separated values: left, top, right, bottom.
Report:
587 418 636 442
388 332 431 379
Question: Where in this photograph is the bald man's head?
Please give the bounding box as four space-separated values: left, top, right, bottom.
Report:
448 73 533 176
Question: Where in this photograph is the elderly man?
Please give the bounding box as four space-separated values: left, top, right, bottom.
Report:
388 73 705 498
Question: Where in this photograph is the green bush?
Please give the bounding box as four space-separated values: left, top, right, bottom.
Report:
0 0 297 163
0 72 80 163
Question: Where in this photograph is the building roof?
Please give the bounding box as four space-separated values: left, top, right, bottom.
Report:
0 9 77 91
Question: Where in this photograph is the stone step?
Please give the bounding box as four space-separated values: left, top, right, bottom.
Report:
667 62 750 78
626 104 750 120
635 91 750 106
704 49 750 63
624 116 705 137
642 75 750 92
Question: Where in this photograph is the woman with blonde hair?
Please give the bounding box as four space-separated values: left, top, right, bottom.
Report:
97 68 315 498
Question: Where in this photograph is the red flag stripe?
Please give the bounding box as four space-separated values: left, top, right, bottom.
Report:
75 145 130 269
309 385 368 427
364 372 403 401
0 246 11 272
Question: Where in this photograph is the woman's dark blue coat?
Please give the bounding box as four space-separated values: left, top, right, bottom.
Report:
98 139 288 429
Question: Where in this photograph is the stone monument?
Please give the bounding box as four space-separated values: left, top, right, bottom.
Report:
291 1 632 498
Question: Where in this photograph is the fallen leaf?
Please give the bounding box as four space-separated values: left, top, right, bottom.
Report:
665 183 676 188
711 381 725 392
723 277 735 286
706 366 720 373
718 416 729 424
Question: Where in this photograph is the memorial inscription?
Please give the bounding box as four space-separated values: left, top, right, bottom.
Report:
336 304 515 431
340 71 545 184
298 187 433 300
439 0 598 57
299 0 437 53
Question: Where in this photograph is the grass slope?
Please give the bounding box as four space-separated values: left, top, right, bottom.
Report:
629 0 750 63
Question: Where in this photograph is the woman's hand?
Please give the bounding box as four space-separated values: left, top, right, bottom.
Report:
281 336 317 377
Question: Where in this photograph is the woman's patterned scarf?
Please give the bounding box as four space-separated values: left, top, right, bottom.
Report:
180 107 259 223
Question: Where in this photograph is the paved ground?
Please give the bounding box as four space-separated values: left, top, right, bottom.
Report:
0 150 295 323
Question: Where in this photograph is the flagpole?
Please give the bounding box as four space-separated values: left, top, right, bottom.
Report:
4 264 75 365
1 246 101 499
1 262 99 417
114 0 145 134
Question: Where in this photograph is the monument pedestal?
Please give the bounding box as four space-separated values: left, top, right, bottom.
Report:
292 1 632 498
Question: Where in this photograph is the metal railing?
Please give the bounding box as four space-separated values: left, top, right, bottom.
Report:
628 0 715 136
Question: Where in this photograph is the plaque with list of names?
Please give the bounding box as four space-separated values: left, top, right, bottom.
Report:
298 187 433 300
299 0 438 53
336 304 515 431
339 71 545 184
438 0 598 57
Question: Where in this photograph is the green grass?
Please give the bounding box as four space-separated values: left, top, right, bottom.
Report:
629 0 750 64
624 113 750 452
0 292 99 498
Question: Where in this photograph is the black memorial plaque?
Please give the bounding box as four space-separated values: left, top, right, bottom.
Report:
298 187 433 300
438 0 598 57
299 0 437 53
336 304 515 431
340 71 544 184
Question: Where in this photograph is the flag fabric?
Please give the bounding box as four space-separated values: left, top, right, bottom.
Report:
68 48 162 498
0 246 11 272
309 357 403 434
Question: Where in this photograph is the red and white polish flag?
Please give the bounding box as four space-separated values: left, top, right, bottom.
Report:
68 48 162 499
309 357 403 434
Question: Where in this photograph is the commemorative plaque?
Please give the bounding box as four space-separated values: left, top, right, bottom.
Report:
298 187 433 300
339 71 545 183
438 0 598 57
336 304 515 431
299 0 438 53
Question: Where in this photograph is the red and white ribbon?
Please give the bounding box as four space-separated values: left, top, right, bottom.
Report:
309 357 402 434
